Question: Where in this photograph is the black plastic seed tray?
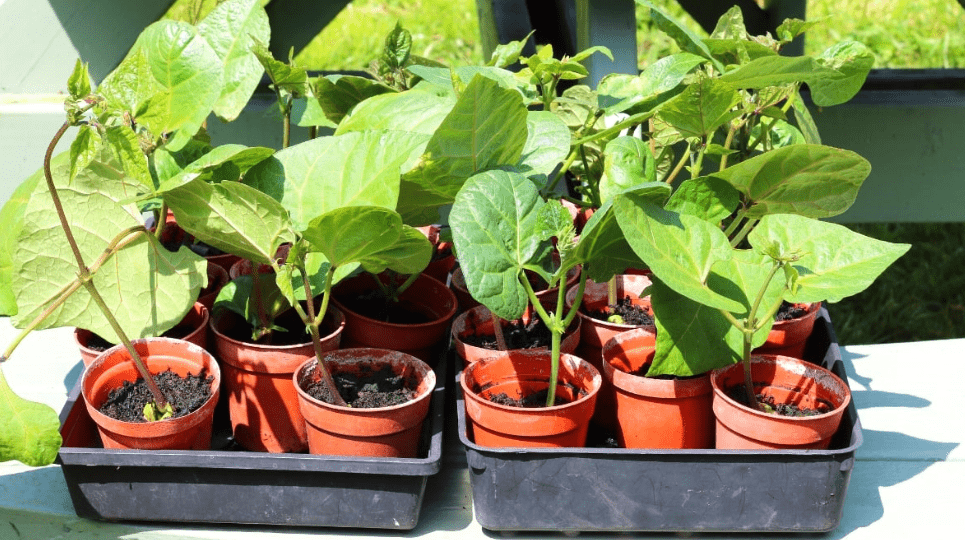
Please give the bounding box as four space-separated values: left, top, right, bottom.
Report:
57 352 447 529
457 308 862 533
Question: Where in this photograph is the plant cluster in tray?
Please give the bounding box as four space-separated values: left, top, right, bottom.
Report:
0 0 913 469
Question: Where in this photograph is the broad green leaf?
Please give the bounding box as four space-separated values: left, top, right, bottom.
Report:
358 225 433 276
0 159 48 316
450 169 547 320
406 75 528 195
710 144 870 218
666 176 741 224
164 177 294 264
397 75 528 221
197 0 270 122
749 214 910 303
272 251 354 311
597 63 694 117
156 144 274 193
613 194 742 312
309 74 395 125
395 180 455 226
648 277 742 377
574 183 671 283
68 124 101 185
709 250 786 341
103 20 224 151
99 47 156 121
336 87 455 135
245 130 428 231
659 77 741 140
599 136 653 204
292 96 337 128
518 111 570 177
0 370 62 466
810 41 874 107
13 163 206 340
105 125 153 190
152 137 212 185
718 55 818 90
301 206 402 269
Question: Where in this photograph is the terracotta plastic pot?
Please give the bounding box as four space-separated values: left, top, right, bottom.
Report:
602 329 714 449
710 355 852 450
210 307 345 453
197 262 230 311
451 304 581 367
294 348 436 457
80 337 221 450
204 252 242 275
565 274 654 370
331 272 457 363
460 350 601 448
74 302 210 367
754 302 822 359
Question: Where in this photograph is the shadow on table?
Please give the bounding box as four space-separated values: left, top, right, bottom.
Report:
826 352 960 538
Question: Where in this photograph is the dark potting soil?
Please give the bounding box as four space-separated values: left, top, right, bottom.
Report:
487 387 580 408
338 288 433 324
461 317 555 350
775 301 809 322
98 369 214 422
726 385 831 417
303 360 416 408
587 295 654 326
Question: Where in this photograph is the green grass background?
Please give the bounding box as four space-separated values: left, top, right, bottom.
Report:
168 0 965 346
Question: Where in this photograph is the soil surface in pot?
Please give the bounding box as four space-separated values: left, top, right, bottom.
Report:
218 307 334 347
775 301 809 321
303 361 417 408
586 295 653 326
725 385 832 417
337 289 434 324
462 317 555 350
99 370 214 422
487 388 576 408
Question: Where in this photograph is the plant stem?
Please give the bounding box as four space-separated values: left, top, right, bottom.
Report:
607 275 618 306
491 313 509 351
730 218 759 248
154 202 169 240
393 271 421 297
722 209 747 239
299 262 346 407
44 121 166 410
664 148 691 185
719 125 737 171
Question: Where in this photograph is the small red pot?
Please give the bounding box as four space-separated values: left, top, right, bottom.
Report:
603 329 714 449
754 302 822 359
710 355 851 450
209 307 345 453
332 272 457 363
81 337 220 450
74 302 210 367
451 304 581 367
460 350 601 448
294 348 436 457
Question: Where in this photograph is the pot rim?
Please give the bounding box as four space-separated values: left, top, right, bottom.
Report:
710 354 852 421
332 273 458 331
293 347 436 413
459 350 601 413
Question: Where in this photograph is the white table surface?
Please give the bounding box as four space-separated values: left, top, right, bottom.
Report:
1 317 962 539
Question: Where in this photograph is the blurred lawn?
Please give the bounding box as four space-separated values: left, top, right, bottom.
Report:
167 0 965 345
